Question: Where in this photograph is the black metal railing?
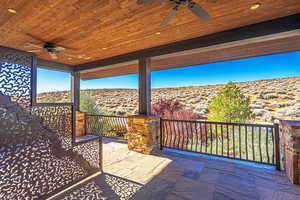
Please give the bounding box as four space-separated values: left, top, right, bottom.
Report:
161 119 280 167
86 115 128 140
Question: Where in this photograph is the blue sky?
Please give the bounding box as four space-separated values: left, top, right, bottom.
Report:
37 51 300 93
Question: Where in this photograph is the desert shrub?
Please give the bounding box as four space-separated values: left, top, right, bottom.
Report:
152 99 198 120
208 82 254 123
152 99 207 146
80 92 103 115
81 93 126 138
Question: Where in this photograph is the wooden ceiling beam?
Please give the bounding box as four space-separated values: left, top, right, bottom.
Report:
80 32 300 80
0 47 73 72
75 14 300 72
37 58 73 72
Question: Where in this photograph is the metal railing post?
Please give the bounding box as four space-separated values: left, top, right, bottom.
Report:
160 118 163 150
84 113 88 135
71 105 76 145
274 123 281 170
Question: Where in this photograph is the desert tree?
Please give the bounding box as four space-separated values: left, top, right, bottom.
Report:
208 82 254 123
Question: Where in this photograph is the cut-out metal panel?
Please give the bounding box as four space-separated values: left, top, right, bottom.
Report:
0 46 35 107
0 46 102 200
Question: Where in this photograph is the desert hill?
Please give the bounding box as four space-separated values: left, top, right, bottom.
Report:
37 77 300 122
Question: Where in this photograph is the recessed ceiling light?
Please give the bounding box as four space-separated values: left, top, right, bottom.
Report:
102 47 107 50
250 3 261 10
8 8 17 14
155 32 161 35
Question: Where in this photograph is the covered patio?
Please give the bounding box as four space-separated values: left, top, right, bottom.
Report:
1 0 300 199
51 138 300 200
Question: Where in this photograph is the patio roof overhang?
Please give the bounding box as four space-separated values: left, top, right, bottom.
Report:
1 1 300 77
1 1 300 114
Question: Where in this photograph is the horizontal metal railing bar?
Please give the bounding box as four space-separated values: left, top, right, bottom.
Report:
73 135 101 146
33 102 73 107
161 118 275 128
34 114 70 116
163 147 277 166
87 114 128 118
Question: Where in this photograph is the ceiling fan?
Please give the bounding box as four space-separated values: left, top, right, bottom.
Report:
23 34 90 60
137 0 211 27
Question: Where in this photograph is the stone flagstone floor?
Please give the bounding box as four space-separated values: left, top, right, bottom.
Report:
52 137 300 200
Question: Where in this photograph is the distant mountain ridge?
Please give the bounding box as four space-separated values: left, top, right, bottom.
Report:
37 77 300 122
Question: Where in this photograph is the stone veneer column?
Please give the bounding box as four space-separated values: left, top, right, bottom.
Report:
127 115 161 154
76 111 86 137
280 120 300 184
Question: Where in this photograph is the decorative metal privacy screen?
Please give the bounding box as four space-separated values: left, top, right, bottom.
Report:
0 47 34 107
0 46 101 200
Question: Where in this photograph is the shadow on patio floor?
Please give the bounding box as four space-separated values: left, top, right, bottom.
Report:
52 138 300 200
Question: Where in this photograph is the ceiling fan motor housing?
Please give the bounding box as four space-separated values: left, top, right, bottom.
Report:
43 42 57 52
172 0 187 5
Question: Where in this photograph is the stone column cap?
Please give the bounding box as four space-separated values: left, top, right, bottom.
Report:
281 120 300 129
128 115 160 118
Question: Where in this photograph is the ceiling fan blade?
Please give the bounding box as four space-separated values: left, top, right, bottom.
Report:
160 6 179 27
60 52 91 60
137 0 169 4
24 33 47 43
48 52 58 59
54 46 66 51
187 2 210 21
83 56 91 60
27 49 42 53
60 52 78 58
24 42 43 49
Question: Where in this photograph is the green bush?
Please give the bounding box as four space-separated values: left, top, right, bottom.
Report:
80 93 127 138
80 92 103 115
208 82 254 123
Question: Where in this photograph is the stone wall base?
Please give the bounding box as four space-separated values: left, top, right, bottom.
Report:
127 115 161 154
76 111 86 137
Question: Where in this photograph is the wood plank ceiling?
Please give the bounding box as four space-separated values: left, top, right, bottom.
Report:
1 0 300 66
